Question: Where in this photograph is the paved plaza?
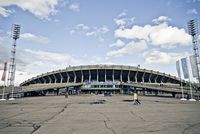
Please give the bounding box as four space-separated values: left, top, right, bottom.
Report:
0 95 200 134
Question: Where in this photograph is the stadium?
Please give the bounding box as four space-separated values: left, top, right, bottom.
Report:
19 64 189 97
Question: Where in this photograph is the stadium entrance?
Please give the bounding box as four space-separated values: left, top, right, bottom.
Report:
81 81 121 94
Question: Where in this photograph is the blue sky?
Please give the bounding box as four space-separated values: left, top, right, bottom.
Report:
0 0 200 85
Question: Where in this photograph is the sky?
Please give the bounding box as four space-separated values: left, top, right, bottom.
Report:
0 0 200 86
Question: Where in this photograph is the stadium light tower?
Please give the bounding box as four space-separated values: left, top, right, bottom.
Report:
7 24 21 100
188 19 200 86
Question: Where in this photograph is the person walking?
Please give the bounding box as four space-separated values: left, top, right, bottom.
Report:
65 92 68 98
133 92 141 105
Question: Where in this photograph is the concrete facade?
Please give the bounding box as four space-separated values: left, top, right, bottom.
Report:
20 65 180 86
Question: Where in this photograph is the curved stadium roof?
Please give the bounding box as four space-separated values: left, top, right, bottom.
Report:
20 65 180 86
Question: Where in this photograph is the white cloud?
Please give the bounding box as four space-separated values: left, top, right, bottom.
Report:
0 7 12 17
115 23 192 48
143 50 189 65
152 16 171 24
86 31 96 36
24 49 80 65
114 18 126 26
149 26 192 48
76 24 90 31
114 11 135 27
97 26 109 34
0 70 38 86
69 3 80 12
72 24 109 42
107 40 147 57
187 8 198 15
118 11 127 18
21 33 50 44
109 39 125 47
0 0 60 20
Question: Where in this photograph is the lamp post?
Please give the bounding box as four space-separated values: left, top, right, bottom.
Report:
188 20 200 86
7 24 20 100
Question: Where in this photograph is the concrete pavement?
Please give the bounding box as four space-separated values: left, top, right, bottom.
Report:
0 95 200 134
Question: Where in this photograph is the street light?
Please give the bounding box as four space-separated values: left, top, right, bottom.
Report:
187 19 200 86
8 24 21 100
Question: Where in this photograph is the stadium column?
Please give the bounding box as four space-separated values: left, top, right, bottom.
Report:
160 75 165 83
149 73 152 83
59 73 63 83
120 70 123 82
105 69 107 82
67 72 70 83
142 88 146 96
154 73 159 83
172 78 176 84
142 69 146 83
81 70 83 83
42 77 46 84
48 75 52 83
112 69 114 82
73 71 76 83
97 69 99 82
89 70 91 82
128 70 130 83
38 78 42 84
135 69 138 83
165 77 170 83
53 74 57 83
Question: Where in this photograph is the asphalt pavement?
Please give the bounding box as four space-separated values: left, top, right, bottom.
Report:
0 95 200 134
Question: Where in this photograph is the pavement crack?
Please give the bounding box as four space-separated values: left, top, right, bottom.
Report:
42 103 69 123
97 111 110 121
104 120 117 134
130 111 145 122
31 124 41 134
31 103 70 134
0 123 11 129
182 122 200 134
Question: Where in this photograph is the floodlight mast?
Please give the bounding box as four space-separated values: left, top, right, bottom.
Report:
188 19 200 86
7 24 20 100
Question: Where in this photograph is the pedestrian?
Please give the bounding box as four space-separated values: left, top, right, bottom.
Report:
65 92 68 98
133 92 141 105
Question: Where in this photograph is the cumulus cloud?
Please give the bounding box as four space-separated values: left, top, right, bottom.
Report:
152 16 171 24
187 8 198 15
115 23 192 48
143 50 189 65
76 24 90 31
107 40 147 57
118 11 127 18
0 7 12 17
72 24 109 42
149 26 192 48
24 49 80 66
114 11 135 27
69 3 80 12
86 32 96 36
20 33 50 44
109 39 125 47
0 0 60 20
97 26 109 34
114 19 126 26
0 39 9 66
